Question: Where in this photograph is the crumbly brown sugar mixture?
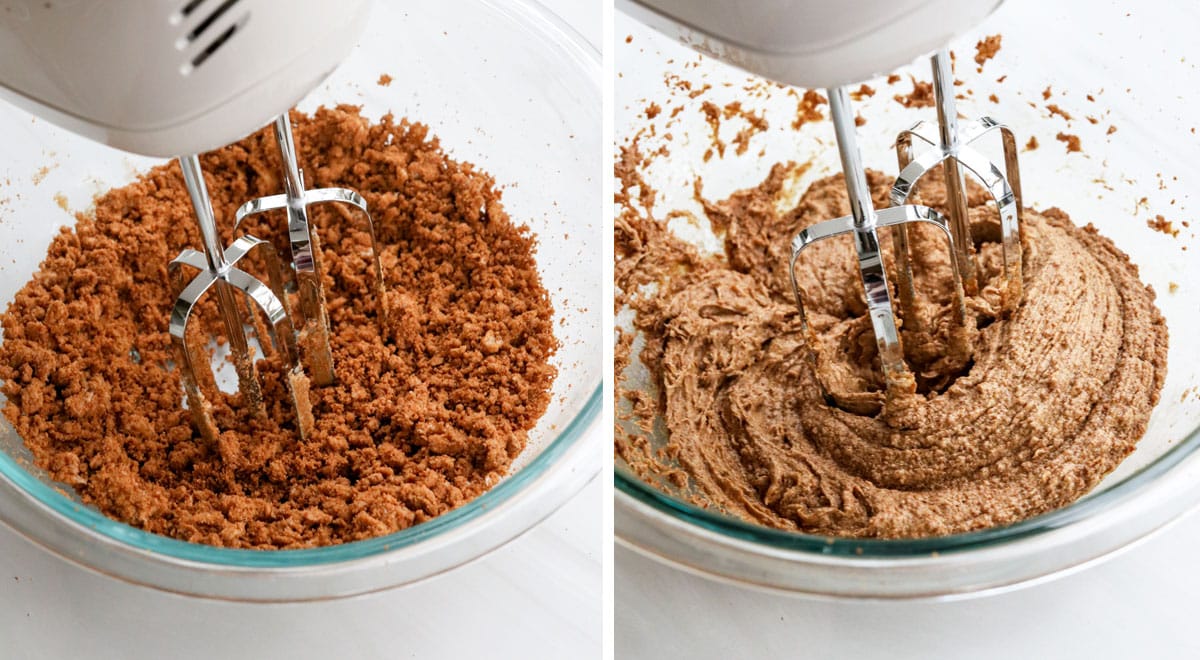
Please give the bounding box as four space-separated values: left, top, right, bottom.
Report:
0 106 557 549
615 155 1168 538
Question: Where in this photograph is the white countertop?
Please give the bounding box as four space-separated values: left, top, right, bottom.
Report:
0 1 602 658
617 507 1200 658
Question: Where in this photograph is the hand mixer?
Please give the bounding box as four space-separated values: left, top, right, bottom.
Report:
0 0 387 441
621 0 1026 405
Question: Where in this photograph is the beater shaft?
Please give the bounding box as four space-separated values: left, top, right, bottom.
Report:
273 114 335 386
235 113 390 379
179 155 264 411
171 156 312 443
891 49 1025 316
931 49 977 296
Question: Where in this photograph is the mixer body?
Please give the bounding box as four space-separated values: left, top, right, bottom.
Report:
0 0 370 157
618 0 1002 88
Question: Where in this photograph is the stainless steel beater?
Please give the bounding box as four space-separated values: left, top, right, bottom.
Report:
234 113 388 386
169 155 310 443
890 48 1024 317
789 49 1025 402
789 87 962 398
169 113 388 441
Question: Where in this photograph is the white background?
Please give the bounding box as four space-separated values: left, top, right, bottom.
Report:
618 514 1200 658
0 1 602 659
614 0 1200 658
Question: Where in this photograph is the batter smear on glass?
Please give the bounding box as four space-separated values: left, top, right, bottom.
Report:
0 106 558 549
615 154 1168 538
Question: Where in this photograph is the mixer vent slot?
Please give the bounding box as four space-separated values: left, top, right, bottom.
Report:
190 17 244 70
176 0 249 74
180 0 207 17
186 0 238 43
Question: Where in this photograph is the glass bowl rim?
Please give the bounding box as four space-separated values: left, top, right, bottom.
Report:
0 0 602 569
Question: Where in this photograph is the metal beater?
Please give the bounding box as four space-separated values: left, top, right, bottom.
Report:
891 48 1024 316
169 113 388 440
789 48 1025 402
170 154 309 443
235 113 388 386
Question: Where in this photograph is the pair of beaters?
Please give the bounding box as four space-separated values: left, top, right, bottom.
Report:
789 49 1024 404
622 0 1026 404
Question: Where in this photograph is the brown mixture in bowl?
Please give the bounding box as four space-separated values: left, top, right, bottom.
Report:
0 106 558 549
615 155 1168 538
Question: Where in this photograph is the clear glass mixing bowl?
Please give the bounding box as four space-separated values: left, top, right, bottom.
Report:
0 0 601 602
615 0 1200 598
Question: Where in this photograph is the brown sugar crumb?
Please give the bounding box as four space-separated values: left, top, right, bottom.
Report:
376 73 392 87
1042 86 1053 100
849 84 876 101
989 93 999 103
1026 136 1040 151
1170 282 1180 294
1107 125 1118 135
974 34 1002 71
31 166 51 185
645 102 661 119
1148 214 1180 237
625 35 632 43
700 101 725 159
893 77 934 108
996 75 1008 83
887 74 902 85
0 106 559 549
1056 132 1082 153
1047 104 1072 121
701 101 769 158
790 89 827 130
724 102 768 155
855 114 866 127
1087 94 1096 102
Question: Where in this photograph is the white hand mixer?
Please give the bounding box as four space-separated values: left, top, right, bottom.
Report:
0 0 388 439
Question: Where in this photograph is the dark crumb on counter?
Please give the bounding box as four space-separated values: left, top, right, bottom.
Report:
376 74 392 87
1148 214 1180 237
886 74 902 85
974 34 1002 72
1056 132 1082 153
1108 125 1118 135
701 100 769 159
849 84 876 101
1047 104 1072 121
790 89 827 130
645 102 661 119
893 77 934 108
1042 86 1053 100
1026 136 1040 151
989 93 999 103
625 35 632 43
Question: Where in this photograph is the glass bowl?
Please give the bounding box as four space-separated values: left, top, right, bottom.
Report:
615 0 1200 598
0 0 601 602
